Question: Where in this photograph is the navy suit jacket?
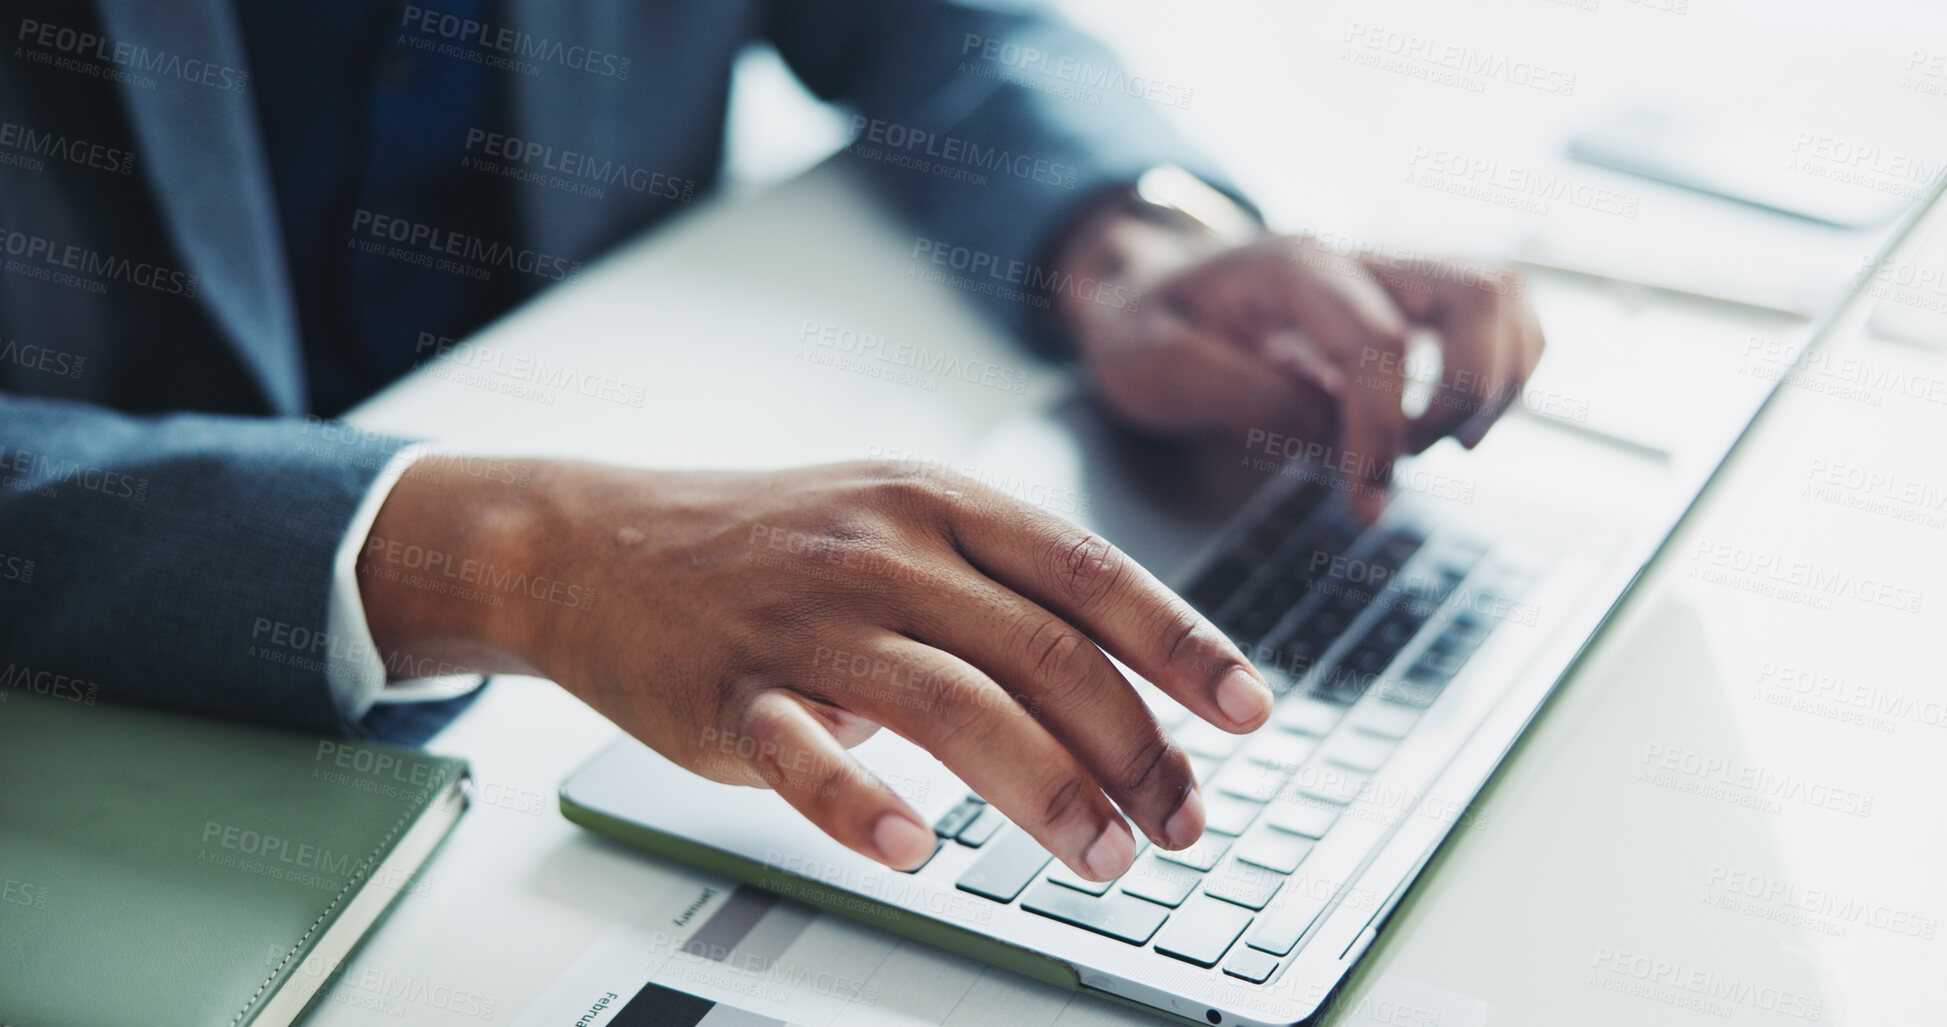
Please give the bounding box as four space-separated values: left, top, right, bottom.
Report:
0 0 1219 733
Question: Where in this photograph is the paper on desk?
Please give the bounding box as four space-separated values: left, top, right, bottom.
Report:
510 881 1166 1027
512 878 1494 1027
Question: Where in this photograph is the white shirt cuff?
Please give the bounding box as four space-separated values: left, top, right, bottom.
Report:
324 443 485 721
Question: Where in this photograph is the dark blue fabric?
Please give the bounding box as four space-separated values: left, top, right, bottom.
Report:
236 0 515 416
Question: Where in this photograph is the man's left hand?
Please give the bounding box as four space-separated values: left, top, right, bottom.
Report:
1051 202 1545 521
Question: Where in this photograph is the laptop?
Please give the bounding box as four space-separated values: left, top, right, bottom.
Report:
558 173 1945 1026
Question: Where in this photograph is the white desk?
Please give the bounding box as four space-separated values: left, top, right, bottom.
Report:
313 155 1947 1026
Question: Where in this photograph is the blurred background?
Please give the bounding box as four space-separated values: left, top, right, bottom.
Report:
724 0 1947 321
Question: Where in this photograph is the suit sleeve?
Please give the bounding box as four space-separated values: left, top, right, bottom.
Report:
761 0 1241 359
0 391 412 734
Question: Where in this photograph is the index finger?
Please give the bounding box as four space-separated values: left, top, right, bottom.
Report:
943 498 1274 735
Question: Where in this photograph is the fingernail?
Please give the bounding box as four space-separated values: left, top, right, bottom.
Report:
1082 818 1136 880
872 813 935 869
1164 789 1205 849
1215 667 1273 728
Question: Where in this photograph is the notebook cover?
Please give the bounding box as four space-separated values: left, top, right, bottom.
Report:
0 690 468 1027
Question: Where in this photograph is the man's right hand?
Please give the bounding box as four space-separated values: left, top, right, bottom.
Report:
359 458 1274 882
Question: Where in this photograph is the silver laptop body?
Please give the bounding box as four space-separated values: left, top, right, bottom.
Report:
560 176 1943 1026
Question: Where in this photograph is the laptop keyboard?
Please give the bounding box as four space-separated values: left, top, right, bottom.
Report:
921 479 1537 985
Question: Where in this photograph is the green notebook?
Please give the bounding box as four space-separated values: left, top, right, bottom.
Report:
0 690 469 1027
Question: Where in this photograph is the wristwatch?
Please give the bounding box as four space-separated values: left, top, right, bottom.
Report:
1129 164 1262 246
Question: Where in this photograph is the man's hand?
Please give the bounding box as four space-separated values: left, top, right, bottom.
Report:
1053 201 1545 520
359 458 1274 881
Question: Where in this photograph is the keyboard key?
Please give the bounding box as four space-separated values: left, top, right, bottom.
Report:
1238 516 1296 562
1268 631 1328 683
1442 610 1494 647
1294 604 1354 648
1320 730 1395 772
1407 646 1469 683
1245 844 1363 955
1374 675 1443 709
1223 946 1281 984
1347 701 1421 740
1204 857 1285 910
1204 792 1264 836
934 796 985 837
1213 762 1284 804
1257 574 1315 615
1022 881 1170 945
1244 891 1329 957
1243 731 1316 772
1154 896 1254 967
1120 853 1203 907
1272 480 1331 524
1274 696 1344 736
1235 828 1316 874
956 828 1052 902
1286 762 1370 806
1188 754 1220 783
1045 859 1115 896
1337 642 1396 679
1174 720 1245 760
1429 630 1487 663
1310 662 1380 707
1406 611 1495 682
1154 833 1230 872
1182 555 1256 615
1264 801 1339 839
956 806 1005 847
1230 600 1285 642
1366 609 1421 651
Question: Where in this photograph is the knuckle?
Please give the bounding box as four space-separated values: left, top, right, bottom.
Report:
1048 530 1126 607
860 460 961 513
874 475 943 516
1017 615 1090 689
926 671 1001 750
821 512 903 556
1040 774 1090 829
1161 601 1224 678
1113 730 1181 798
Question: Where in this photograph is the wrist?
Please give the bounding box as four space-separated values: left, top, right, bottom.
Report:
1050 169 1259 336
356 452 556 679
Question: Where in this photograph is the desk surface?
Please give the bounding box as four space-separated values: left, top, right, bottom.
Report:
321 152 1947 1026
